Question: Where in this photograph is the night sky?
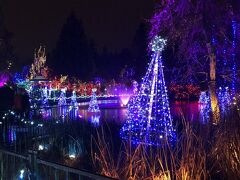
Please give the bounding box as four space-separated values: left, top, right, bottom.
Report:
2 0 156 63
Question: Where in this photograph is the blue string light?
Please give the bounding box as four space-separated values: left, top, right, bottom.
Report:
218 87 231 114
231 21 237 96
199 92 211 124
222 38 228 85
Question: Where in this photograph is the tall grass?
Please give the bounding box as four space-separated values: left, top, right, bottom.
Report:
210 110 240 179
91 110 240 180
91 119 209 179
91 126 119 179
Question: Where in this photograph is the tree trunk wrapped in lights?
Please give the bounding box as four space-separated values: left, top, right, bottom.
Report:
120 36 176 146
207 43 220 124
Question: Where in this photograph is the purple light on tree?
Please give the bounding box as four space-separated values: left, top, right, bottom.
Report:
231 20 237 96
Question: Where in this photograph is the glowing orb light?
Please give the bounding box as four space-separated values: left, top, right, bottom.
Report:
69 153 76 159
38 145 44 151
19 169 25 179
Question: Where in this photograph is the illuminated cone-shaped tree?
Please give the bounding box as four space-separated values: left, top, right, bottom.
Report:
88 88 100 113
41 87 49 107
58 89 67 106
71 90 78 108
120 36 176 145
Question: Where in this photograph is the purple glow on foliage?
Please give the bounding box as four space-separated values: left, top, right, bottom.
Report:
0 73 10 87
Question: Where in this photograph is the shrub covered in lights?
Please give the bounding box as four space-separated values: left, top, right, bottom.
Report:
29 84 44 108
199 91 211 124
218 87 231 114
120 36 176 146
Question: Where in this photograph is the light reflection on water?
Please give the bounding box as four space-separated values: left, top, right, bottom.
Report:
38 101 200 125
39 105 128 125
0 101 202 145
171 101 200 121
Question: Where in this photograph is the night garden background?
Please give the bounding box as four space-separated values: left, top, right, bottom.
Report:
0 0 240 180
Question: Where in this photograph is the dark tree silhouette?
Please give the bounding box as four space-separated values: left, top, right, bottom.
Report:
150 0 240 124
96 47 112 79
0 2 14 72
95 24 149 81
131 23 149 80
117 48 133 82
51 12 92 79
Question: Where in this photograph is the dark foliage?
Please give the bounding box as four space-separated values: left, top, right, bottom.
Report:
0 3 15 72
0 86 14 111
131 23 149 80
50 12 93 79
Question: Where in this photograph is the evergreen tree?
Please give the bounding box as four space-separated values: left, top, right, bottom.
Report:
88 40 98 78
96 47 114 79
117 48 133 82
51 12 91 79
132 23 149 80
